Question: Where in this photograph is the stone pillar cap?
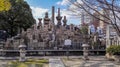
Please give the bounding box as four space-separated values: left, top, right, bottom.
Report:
82 44 89 47
18 45 26 48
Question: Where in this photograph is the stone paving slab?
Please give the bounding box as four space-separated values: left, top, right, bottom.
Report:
49 58 65 67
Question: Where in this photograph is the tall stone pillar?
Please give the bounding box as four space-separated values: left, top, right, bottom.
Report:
52 6 55 24
63 16 67 26
56 8 62 28
106 25 110 48
52 6 55 32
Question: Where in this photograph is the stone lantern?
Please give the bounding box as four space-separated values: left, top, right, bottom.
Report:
82 44 89 60
18 44 26 62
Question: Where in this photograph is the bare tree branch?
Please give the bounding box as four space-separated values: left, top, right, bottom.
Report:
68 0 120 36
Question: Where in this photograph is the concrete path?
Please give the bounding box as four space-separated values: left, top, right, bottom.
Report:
49 58 65 67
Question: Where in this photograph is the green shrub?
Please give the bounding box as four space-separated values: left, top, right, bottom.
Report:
106 45 120 55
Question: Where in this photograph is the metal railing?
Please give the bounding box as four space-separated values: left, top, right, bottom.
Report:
1 41 106 50
0 37 107 56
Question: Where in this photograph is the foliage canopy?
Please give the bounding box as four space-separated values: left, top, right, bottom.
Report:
0 0 35 37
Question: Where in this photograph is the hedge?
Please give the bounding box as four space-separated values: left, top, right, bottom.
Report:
106 45 120 55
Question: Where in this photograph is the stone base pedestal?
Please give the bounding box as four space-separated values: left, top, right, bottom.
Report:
82 44 89 60
19 57 26 62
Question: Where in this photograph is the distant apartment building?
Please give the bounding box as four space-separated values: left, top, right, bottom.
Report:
92 12 100 29
89 10 110 34
81 11 92 24
99 10 108 34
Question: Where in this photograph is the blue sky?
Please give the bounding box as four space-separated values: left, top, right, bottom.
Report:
25 0 81 25
25 0 65 8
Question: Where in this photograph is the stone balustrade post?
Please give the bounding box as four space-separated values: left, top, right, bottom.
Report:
82 44 89 60
18 45 26 62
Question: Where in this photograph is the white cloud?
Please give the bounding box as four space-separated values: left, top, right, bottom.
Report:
60 9 80 25
30 6 49 18
30 6 49 23
56 0 69 6
56 0 83 6
30 6 80 25
49 9 73 24
61 9 72 18
61 9 81 19
56 1 62 5
68 0 83 9
69 4 77 9
77 0 83 4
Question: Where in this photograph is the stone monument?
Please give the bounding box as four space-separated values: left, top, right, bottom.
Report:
56 8 62 28
63 16 67 26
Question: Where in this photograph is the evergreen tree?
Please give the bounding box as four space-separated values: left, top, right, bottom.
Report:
0 0 35 37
